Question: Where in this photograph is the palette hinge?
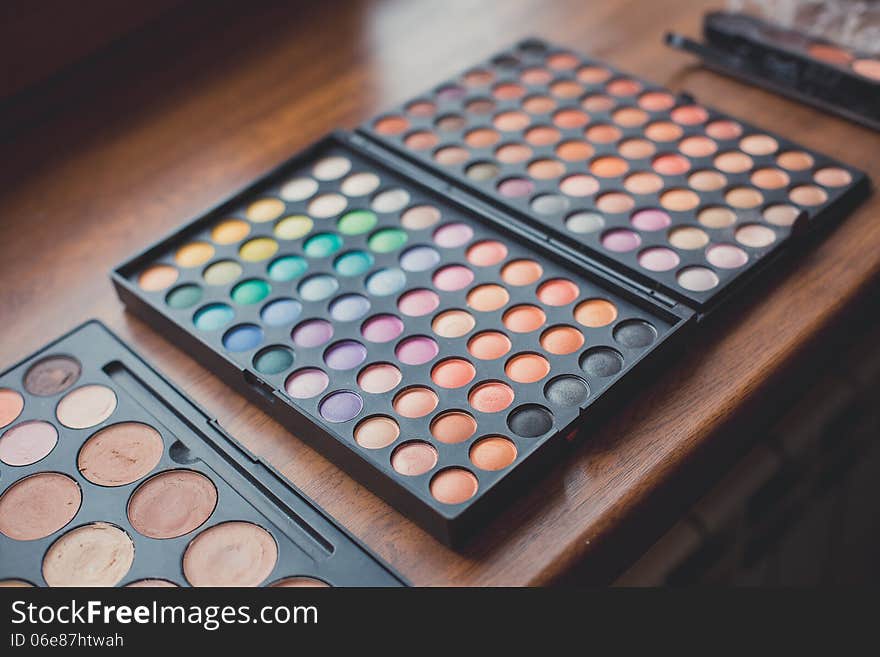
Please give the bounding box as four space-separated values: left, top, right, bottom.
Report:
547 237 680 310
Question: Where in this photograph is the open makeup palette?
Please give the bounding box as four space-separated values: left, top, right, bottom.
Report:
114 39 869 545
0 321 404 587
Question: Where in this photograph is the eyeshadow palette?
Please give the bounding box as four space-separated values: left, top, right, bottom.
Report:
667 12 880 132
359 38 870 310
114 132 692 544
114 38 868 545
0 321 404 587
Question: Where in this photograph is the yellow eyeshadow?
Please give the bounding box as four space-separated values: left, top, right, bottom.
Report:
239 237 279 262
246 198 285 223
274 215 313 240
175 242 215 267
210 219 250 244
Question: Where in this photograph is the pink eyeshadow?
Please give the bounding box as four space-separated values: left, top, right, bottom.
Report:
285 368 330 399
361 314 404 343
630 208 671 231
398 289 440 316
638 247 680 272
433 223 475 248
396 336 440 365
601 229 641 252
433 265 475 291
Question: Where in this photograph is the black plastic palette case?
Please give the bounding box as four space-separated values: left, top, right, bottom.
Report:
114 38 869 545
0 321 404 587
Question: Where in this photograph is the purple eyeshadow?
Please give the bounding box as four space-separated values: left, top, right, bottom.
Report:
324 340 368 370
399 245 441 272
291 319 333 348
395 336 439 366
361 314 405 343
319 391 364 423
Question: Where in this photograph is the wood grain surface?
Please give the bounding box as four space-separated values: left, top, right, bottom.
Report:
0 0 877 585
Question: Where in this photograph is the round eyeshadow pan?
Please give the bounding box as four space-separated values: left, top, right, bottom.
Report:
284 368 329 399
369 228 408 253
127 470 217 539
246 198 285 223
182 521 277 587
204 260 244 286
292 319 333 348
357 364 402 394
222 324 264 352
211 219 250 244
536 278 579 306
166 284 203 309
230 279 271 305
280 177 319 201
433 223 475 248
298 274 339 301
372 189 411 214
239 237 279 262
261 298 302 326
544 375 590 407
56 384 117 429
467 284 510 312
0 472 81 540
401 205 442 230
396 336 439 365
391 442 438 476
303 232 343 258
431 411 477 444
613 320 657 348
77 422 164 486
505 353 551 383
503 305 546 333
176 242 215 268
433 264 474 291
324 340 367 370
468 381 514 414
432 309 476 338
267 255 307 282
24 356 82 396
399 245 441 272
470 436 518 471
574 298 618 327
329 294 371 322
430 468 478 505
468 331 512 360
398 289 440 316
431 359 476 388
354 416 400 449
539 325 585 355
393 387 439 418
193 303 235 331
0 389 24 429
42 523 134 587
138 264 178 292
334 250 374 277
319 391 364 423
253 346 295 375
274 215 313 240
677 266 720 292
361 314 404 343
580 347 624 377
466 240 508 266
0 420 58 466
338 210 378 235
507 404 553 437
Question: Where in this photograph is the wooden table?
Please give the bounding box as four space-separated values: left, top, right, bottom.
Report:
1 0 877 585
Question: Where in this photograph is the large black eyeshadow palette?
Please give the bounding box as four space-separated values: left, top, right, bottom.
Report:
0 321 404 587
114 39 869 546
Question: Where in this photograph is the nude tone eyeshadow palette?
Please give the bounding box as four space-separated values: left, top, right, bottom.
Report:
0 321 404 587
114 39 869 545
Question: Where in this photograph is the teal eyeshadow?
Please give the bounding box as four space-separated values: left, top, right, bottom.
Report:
231 279 271 305
338 210 378 235
193 303 235 331
267 255 308 282
166 284 203 309
334 250 374 276
253 346 295 375
368 228 408 253
303 233 343 258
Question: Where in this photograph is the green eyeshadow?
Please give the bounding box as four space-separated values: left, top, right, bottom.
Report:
267 255 308 281
253 346 295 375
337 210 378 235
303 233 343 258
231 279 271 305
166 284 203 309
368 228 408 253
334 250 374 276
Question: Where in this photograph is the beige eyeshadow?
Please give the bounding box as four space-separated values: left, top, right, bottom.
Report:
78 422 164 486
183 521 278 587
128 470 217 539
56 384 117 429
0 473 81 540
43 523 134 587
